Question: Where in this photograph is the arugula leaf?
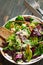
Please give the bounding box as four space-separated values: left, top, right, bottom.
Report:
5 21 14 29
29 37 38 46
7 34 16 42
3 45 14 51
3 34 16 51
24 40 30 44
34 43 43 56
3 46 8 51
21 24 26 29
24 37 38 46
14 24 21 31
14 36 21 51
7 34 16 46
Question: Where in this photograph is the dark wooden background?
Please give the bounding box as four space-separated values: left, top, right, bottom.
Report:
0 0 43 65
0 0 32 26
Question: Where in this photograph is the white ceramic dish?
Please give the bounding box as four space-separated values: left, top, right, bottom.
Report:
0 15 43 65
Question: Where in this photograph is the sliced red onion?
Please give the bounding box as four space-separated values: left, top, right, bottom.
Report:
15 54 22 60
31 28 41 37
31 24 43 37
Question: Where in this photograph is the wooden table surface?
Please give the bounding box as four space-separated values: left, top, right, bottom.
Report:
0 0 43 65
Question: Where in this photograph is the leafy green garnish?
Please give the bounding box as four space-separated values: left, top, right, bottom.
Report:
30 23 36 28
29 18 34 22
25 45 32 61
24 37 38 46
5 21 14 29
24 40 30 44
7 34 15 41
30 21 39 28
3 46 8 51
3 45 14 51
22 24 26 29
34 43 43 56
15 15 24 21
14 21 23 25
14 24 21 32
4 34 22 51
29 37 38 46
32 21 39 25
21 24 31 36
22 29 31 38
22 25 31 34
14 36 21 51
7 34 16 46
3 34 16 51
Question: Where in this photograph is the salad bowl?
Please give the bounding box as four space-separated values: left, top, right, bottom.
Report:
0 15 43 65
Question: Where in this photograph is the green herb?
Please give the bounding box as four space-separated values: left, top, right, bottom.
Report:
14 21 23 25
32 21 39 25
15 15 24 21
38 36 43 42
24 40 30 44
26 27 31 34
14 36 21 51
21 24 26 29
29 18 34 22
3 46 8 51
30 37 38 46
30 23 36 28
3 34 16 51
8 46 14 50
34 43 43 56
7 34 15 41
3 45 14 51
22 29 31 38
5 21 14 29
14 24 21 31
21 24 31 37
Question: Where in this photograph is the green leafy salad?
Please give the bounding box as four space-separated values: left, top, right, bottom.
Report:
3 15 43 63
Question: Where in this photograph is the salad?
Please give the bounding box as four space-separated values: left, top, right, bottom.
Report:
0 15 43 63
